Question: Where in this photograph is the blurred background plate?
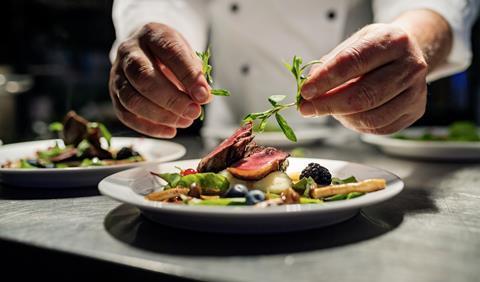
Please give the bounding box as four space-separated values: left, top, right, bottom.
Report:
0 137 186 188
361 127 480 160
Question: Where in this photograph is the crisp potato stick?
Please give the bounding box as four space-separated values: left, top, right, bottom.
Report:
311 179 386 199
145 188 189 201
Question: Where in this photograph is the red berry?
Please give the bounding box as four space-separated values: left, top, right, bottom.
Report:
181 168 197 176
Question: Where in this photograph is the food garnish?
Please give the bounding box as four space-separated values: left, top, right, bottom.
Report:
146 124 387 207
393 121 479 142
1 111 144 169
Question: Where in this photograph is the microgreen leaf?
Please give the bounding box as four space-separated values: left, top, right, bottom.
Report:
275 113 297 142
257 118 269 133
49 122 63 133
268 95 286 106
211 89 231 96
196 48 213 84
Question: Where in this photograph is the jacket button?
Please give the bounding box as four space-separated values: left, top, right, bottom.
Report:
241 64 250 75
327 9 336 20
230 3 239 13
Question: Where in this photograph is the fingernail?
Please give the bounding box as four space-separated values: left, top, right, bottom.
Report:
191 85 209 102
300 102 316 117
301 83 317 100
183 103 200 119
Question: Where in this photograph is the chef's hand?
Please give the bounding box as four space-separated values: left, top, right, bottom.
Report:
109 23 211 138
300 10 452 134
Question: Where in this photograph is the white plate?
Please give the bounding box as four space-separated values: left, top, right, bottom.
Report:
99 158 403 233
361 127 480 160
201 126 330 147
0 137 186 188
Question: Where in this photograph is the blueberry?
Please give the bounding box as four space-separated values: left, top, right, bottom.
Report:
246 190 266 205
226 184 249 198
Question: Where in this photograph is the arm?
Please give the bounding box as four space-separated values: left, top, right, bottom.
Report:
299 2 478 134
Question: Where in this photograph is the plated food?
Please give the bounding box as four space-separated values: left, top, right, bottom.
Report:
1 111 144 169
393 121 479 142
361 122 480 160
146 122 386 207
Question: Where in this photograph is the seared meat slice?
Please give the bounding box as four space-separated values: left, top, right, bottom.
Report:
197 122 253 173
227 147 290 180
62 111 88 146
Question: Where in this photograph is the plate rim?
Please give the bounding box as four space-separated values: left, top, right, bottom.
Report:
0 137 186 174
98 157 404 216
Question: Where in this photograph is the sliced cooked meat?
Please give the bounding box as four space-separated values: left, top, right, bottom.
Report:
227 147 290 180
62 111 88 146
197 122 253 172
49 147 78 163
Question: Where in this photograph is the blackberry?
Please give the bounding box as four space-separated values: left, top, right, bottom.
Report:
116 147 139 160
300 163 332 185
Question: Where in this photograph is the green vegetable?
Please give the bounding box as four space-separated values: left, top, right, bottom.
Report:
448 121 480 141
48 122 63 133
324 192 365 201
191 197 246 206
331 176 358 185
346 192 365 199
299 197 323 204
20 159 36 169
76 139 91 157
196 48 231 97
178 173 229 195
243 56 322 142
37 143 64 160
55 163 69 168
87 122 112 147
154 172 230 195
80 158 104 167
292 177 317 196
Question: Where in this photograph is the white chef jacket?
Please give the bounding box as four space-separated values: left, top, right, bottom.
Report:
111 0 479 130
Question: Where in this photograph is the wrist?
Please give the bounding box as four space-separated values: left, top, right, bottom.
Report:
391 9 453 72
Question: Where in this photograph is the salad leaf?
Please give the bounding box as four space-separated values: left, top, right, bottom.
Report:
49 122 63 133
448 121 479 141
20 159 37 169
292 177 317 196
76 139 91 157
331 176 358 185
152 172 230 195
37 144 64 160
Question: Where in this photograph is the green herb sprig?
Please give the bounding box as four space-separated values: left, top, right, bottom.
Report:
242 56 321 142
196 48 231 120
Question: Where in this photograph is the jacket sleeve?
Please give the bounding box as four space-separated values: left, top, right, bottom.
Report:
373 0 479 81
110 0 209 62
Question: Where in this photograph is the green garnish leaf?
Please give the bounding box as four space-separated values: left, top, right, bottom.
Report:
76 139 91 157
152 172 182 188
20 159 36 169
275 113 297 142
268 95 286 106
331 176 358 185
49 122 63 133
199 106 205 121
196 48 213 84
292 177 317 196
211 89 231 96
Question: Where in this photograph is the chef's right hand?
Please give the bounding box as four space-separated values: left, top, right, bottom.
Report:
109 23 211 138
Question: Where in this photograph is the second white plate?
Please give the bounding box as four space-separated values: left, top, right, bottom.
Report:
361 127 480 160
0 137 186 188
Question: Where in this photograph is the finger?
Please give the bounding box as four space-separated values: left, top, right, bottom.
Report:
110 87 177 139
334 83 426 130
114 73 194 128
302 25 410 100
137 23 210 103
299 57 426 116
116 41 202 119
353 112 421 135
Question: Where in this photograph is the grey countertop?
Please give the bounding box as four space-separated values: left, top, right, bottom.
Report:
1 130 479 282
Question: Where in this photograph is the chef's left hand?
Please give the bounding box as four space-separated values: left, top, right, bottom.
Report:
299 23 429 134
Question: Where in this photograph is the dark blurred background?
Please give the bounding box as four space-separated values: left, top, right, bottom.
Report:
0 0 478 143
